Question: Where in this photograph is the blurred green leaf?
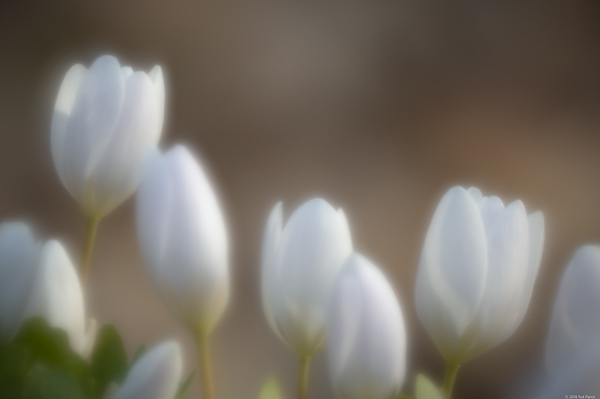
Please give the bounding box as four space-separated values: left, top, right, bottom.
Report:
23 364 85 399
0 342 30 397
398 395 413 399
13 317 87 380
258 377 283 399
90 324 128 397
0 342 30 380
415 374 444 399
174 371 195 399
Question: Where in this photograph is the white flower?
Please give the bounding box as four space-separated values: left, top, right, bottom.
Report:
415 186 544 364
22 240 95 356
0 223 94 356
113 341 183 399
51 54 165 218
535 352 600 398
0 222 39 340
327 253 406 399
136 145 229 335
261 199 352 358
545 245 600 376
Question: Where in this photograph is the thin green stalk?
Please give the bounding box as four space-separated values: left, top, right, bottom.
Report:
196 333 215 399
442 363 461 399
298 356 311 399
80 215 100 288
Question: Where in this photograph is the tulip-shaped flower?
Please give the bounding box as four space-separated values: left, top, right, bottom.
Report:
0 222 40 340
136 145 228 399
415 186 544 397
51 54 165 284
327 254 406 399
529 246 600 398
0 222 93 356
113 341 183 399
261 198 352 399
22 240 95 356
545 245 600 377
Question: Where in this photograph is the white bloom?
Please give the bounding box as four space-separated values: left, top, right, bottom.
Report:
22 240 95 356
0 222 39 340
535 352 600 398
415 186 544 364
261 199 352 358
136 145 229 335
113 341 183 399
327 254 406 399
545 245 600 376
51 54 165 218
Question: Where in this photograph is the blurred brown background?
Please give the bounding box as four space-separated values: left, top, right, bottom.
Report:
1 1 600 398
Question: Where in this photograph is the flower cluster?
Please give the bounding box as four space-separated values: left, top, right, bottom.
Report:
0 53 598 399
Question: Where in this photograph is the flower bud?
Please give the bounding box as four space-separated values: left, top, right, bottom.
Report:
51 55 165 217
22 240 93 355
545 245 600 376
0 222 39 340
113 341 183 399
415 186 544 364
261 199 352 358
327 254 406 399
136 145 229 335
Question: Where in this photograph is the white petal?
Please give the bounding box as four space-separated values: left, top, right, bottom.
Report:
60 55 125 215
89 71 161 216
114 341 183 399
137 145 229 335
149 65 165 133
511 211 545 332
22 240 86 354
137 150 173 281
327 254 406 399
260 202 284 342
0 222 39 340
121 66 133 79
466 199 529 359
467 186 483 202
51 64 87 188
272 198 352 357
415 186 488 363
545 245 600 376
538 348 600 396
477 195 504 215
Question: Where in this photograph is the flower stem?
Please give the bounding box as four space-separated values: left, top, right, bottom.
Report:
442 363 461 399
298 356 311 399
80 215 100 288
196 333 215 399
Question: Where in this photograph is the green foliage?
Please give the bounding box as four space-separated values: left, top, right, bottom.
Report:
89 324 128 396
23 365 85 399
14 318 88 381
0 317 185 399
415 374 444 399
258 377 283 399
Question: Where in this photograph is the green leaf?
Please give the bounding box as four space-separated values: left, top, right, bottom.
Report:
89 324 128 397
397 396 413 399
258 377 283 399
13 317 88 380
174 371 195 399
415 374 444 399
23 364 85 399
0 342 30 380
